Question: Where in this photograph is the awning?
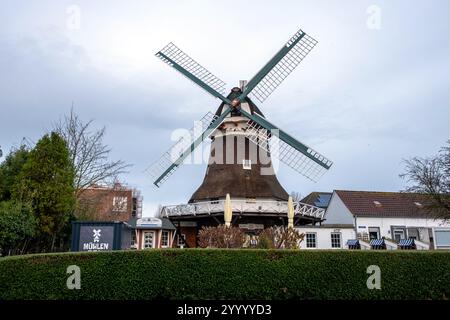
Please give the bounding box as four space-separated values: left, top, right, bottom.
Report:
347 239 360 246
370 239 385 246
398 239 415 247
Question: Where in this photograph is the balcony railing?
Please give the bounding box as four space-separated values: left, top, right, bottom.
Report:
160 199 325 220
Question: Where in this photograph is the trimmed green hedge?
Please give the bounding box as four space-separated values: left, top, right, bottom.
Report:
1 249 449 300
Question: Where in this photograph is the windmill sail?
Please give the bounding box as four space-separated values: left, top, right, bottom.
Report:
156 43 230 103
239 29 317 103
147 109 232 187
151 27 331 187
241 109 332 182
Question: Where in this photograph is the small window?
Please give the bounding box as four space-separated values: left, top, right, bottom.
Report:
393 228 406 242
178 234 186 247
246 198 256 203
414 202 423 208
144 231 154 249
131 232 136 247
132 198 137 217
331 232 341 248
210 198 219 204
113 196 128 212
243 159 252 170
306 233 317 248
161 231 169 248
368 227 380 240
373 201 382 207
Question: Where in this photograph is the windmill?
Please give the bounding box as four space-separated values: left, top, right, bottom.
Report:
148 27 332 243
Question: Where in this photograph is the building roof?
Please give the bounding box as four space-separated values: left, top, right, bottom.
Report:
162 218 176 230
297 224 354 229
301 192 333 209
136 217 176 230
334 190 432 218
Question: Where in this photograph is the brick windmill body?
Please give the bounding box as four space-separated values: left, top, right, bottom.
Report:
150 29 333 247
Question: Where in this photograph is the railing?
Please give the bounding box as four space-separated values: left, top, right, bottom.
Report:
160 199 325 220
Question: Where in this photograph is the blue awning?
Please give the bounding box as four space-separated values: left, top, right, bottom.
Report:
347 239 360 246
398 239 415 247
370 239 385 246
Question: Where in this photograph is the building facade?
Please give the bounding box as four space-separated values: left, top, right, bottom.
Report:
135 217 177 249
301 190 450 250
76 183 142 226
296 225 356 250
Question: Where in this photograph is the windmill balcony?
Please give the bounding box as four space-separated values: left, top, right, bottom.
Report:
160 199 326 220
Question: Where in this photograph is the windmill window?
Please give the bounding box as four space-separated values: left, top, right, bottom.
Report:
243 159 252 170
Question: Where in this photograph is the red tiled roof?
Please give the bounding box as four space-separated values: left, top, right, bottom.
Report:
335 190 432 218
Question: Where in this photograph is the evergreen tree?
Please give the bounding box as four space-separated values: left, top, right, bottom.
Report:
14 132 75 252
0 145 29 201
0 201 36 256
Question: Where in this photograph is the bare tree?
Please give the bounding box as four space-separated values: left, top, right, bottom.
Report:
53 108 131 197
257 227 305 249
198 225 246 248
400 140 450 220
290 191 302 202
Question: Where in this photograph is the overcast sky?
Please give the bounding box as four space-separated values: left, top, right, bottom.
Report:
1 1 449 216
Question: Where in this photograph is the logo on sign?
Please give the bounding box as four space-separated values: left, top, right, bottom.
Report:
93 229 101 242
82 228 110 251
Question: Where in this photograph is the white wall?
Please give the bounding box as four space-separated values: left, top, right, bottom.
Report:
356 217 450 243
296 227 355 249
323 192 354 225
323 191 450 246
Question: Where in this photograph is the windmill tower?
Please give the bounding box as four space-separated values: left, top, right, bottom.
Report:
149 28 333 246
189 85 289 203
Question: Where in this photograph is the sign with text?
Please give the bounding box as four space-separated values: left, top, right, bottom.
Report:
78 225 114 251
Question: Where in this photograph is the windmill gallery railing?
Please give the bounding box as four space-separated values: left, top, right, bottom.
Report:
160 200 325 220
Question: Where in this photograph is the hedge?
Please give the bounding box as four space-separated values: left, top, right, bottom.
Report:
0 249 449 300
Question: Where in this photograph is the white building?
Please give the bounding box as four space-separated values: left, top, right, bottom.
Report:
297 224 359 250
297 190 450 250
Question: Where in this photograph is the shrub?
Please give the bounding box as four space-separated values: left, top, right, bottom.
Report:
257 227 305 249
0 250 450 300
198 225 245 248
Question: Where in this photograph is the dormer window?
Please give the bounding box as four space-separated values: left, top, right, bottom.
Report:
243 159 252 170
373 201 382 208
414 202 423 208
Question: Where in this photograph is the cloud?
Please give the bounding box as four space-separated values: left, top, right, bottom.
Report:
1 1 450 217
